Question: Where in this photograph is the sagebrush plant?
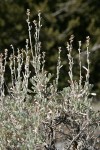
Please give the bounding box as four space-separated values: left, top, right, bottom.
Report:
0 10 100 150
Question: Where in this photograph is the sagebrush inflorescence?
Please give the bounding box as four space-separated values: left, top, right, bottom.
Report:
0 10 100 150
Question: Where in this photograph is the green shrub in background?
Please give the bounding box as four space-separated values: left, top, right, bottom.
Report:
0 10 100 150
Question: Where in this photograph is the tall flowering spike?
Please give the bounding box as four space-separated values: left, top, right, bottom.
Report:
26 9 33 58
38 11 42 28
78 41 82 87
0 53 3 75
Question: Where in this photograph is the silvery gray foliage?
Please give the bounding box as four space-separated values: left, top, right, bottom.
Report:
0 10 100 150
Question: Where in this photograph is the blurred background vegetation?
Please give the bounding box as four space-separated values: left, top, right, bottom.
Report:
0 0 100 100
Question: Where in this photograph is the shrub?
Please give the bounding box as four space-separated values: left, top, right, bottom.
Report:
0 10 100 150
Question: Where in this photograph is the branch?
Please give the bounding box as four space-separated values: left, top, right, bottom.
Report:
66 122 89 150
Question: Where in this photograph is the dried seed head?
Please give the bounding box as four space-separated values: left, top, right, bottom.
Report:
33 20 37 26
86 36 90 46
26 9 30 16
78 41 81 47
69 34 74 43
